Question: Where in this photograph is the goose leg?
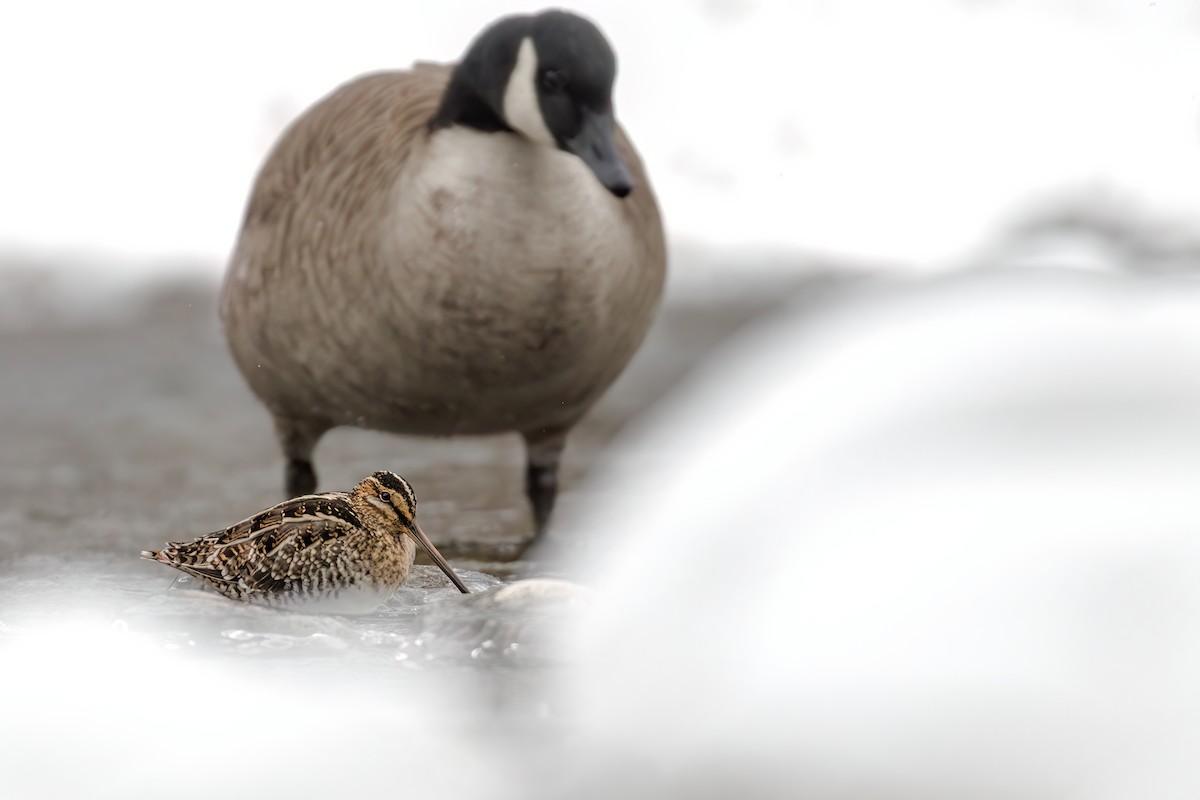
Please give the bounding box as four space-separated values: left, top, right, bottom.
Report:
274 416 329 498
286 459 317 498
522 429 567 535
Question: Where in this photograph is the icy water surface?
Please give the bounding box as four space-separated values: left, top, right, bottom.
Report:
1 546 595 667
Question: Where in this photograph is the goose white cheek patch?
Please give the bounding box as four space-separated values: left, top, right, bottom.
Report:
503 37 557 146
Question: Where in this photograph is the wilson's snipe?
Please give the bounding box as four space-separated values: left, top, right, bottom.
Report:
142 471 470 611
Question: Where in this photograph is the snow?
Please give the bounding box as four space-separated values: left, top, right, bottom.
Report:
3 0 1200 278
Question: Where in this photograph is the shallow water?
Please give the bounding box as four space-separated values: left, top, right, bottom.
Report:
1 553 573 660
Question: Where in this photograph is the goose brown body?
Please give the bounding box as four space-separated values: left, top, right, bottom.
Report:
220 13 665 535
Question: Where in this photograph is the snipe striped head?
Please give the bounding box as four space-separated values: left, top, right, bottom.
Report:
354 471 470 594
357 470 418 524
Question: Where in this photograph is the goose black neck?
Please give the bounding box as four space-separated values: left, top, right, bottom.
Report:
428 15 531 133
428 71 511 133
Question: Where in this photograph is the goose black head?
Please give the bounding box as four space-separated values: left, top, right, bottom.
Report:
431 9 635 198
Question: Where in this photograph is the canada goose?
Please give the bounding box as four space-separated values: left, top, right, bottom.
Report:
220 9 666 541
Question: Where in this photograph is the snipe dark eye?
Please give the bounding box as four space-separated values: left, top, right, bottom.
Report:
379 491 392 504
540 69 569 94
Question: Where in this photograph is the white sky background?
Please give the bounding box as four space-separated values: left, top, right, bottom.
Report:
3 0 1200 275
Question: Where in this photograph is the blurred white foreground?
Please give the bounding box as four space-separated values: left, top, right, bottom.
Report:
563 266 1200 798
